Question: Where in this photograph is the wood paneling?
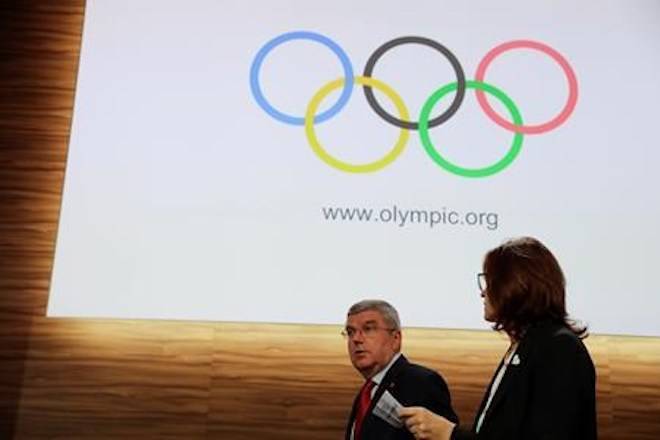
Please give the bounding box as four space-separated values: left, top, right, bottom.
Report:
1 2 659 438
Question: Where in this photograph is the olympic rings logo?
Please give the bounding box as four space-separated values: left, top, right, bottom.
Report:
250 31 578 177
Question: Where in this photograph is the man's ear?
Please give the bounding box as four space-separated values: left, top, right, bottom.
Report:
393 330 402 351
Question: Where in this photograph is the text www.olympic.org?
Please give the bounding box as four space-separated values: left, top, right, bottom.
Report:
322 205 499 231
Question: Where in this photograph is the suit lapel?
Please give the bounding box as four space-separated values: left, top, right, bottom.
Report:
473 356 506 428
358 354 408 437
345 390 361 440
478 337 532 433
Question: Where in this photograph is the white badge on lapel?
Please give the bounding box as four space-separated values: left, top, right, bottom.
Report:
511 354 521 366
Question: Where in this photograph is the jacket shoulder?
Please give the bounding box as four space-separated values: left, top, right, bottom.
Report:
398 361 448 382
523 322 594 371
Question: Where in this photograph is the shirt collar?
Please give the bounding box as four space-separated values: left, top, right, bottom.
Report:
371 352 402 385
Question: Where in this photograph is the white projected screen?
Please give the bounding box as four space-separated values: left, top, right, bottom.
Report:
49 0 660 336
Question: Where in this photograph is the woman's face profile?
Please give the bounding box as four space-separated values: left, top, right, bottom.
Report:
482 289 497 322
479 272 497 322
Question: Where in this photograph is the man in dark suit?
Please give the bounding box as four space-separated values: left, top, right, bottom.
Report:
344 299 458 440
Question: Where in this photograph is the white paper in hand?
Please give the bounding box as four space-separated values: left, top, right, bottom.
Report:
373 390 404 428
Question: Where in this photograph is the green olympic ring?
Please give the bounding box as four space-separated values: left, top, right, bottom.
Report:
419 80 523 178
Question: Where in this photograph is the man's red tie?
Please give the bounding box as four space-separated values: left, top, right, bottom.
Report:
354 380 375 440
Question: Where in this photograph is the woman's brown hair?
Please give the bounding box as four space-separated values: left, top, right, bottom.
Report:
483 237 587 341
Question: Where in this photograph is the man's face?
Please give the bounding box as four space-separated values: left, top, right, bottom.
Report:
345 310 401 379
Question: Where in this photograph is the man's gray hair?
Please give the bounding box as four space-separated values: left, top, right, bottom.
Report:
347 299 401 331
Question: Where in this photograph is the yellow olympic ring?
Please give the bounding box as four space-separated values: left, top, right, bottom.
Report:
304 76 410 173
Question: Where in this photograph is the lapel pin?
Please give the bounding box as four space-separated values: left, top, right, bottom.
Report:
511 354 521 365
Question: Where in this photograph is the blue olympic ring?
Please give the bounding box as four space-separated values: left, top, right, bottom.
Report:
249 31 354 126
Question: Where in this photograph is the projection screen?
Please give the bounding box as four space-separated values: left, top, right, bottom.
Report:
48 0 660 336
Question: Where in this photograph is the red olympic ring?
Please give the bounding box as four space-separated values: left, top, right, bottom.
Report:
474 40 578 135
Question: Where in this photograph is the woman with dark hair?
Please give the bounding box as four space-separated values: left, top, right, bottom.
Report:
399 237 597 440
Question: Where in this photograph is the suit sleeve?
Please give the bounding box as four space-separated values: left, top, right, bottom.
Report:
421 372 477 440
422 370 459 425
524 332 595 439
449 426 476 440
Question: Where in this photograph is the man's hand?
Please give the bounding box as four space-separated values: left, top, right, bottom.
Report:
398 406 456 440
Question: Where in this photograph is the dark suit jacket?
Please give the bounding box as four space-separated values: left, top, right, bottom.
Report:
346 354 458 440
452 320 597 440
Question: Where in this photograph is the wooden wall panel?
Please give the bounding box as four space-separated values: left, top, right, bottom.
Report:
1 2 659 439
16 320 214 438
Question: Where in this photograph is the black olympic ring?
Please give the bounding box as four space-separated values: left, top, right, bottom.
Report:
362 36 466 130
